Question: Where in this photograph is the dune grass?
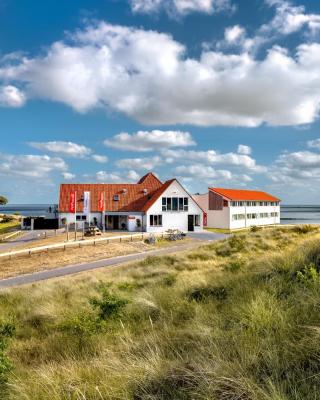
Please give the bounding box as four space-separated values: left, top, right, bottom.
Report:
1 225 320 399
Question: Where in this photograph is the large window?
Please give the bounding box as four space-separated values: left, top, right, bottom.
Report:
162 197 188 212
150 215 162 226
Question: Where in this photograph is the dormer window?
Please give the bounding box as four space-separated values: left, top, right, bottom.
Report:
143 188 148 195
113 194 120 201
122 188 127 194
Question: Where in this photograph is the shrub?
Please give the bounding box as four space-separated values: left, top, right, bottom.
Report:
90 288 128 321
187 252 212 261
161 274 177 286
0 321 15 387
1 215 14 224
187 285 229 302
224 259 246 273
296 264 320 285
293 225 317 234
250 225 262 232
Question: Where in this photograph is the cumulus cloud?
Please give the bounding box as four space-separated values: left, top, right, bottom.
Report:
175 164 232 180
28 141 92 158
0 85 25 107
224 25 245 43
95 170 140 183
104 130 195 152
161 148 264 171
92 154 108 163
307 138 320 150
62 172 75 180
269 149 320 184
130 0 235 16
0 153 67 178
116 156 162 170
237 144 252 155
262 0 320 37
1 13 320 127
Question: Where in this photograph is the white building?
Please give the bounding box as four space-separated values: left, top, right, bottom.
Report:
193 188 280 230
59 173 204 233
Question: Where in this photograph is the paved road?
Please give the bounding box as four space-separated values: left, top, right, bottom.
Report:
0 229 62 252
0 231 227 288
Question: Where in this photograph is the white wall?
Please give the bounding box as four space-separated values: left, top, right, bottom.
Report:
230 205 280 229
147 180 203 232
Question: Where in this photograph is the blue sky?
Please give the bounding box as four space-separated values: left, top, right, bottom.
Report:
1 0 320 204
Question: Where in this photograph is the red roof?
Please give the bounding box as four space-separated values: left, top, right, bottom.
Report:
59 173 171 213
209 188 280 202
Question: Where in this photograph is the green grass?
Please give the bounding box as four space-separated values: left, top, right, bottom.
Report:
0 221 20 236
1 225 320 399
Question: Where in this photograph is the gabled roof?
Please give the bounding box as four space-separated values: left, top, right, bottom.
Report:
141 179 175 212
59 173 164 213
209 188 281 202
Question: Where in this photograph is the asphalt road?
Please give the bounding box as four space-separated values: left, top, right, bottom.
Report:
0 229 62 252
0 231 227 288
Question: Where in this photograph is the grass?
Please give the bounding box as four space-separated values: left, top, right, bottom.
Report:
0 225 320 399
0 221 20 236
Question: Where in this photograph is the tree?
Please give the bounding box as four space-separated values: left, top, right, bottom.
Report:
0 196 8 205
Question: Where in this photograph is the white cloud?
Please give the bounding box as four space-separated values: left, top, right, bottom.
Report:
175 164 233 180
1 19 320 127
104 130 195 152
268 149 320 184
95 170 140 183
116 156 162 170
262 0 320 37
28 141 92 158
92 154 108 163
62 172 75 180
224 25 245 43
237 144 252 155
130 0 235 16
0 85 25 107
161 148 264 171
307 138 320 150
0 153 67 178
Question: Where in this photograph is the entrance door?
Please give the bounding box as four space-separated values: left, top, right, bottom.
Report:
113 216 119 230
188 215 194 232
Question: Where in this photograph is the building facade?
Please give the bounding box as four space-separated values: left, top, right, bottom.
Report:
59 173 204 233
193 188 280 230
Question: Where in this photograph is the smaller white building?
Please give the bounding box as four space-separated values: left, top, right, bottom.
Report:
193 188 280 230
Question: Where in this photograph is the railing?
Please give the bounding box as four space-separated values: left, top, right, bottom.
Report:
0 232 170 259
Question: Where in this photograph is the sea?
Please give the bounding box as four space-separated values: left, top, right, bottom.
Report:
0 204 58 217
1 204 320 225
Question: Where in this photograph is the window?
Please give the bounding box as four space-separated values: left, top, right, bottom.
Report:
172 197 178 211
161 197 189 212
184 197 188 211
232 214 245 221
162 198 166 211
238 201 244 207
150 215 162 226
231 201 237 207
113 194 120 201
223 200 229 207
167 197 172 211
179 198 184 211
195 214 200 226
76 215 86 221
271 212 278 217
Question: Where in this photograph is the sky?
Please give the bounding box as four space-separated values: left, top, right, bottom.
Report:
1 0 320 204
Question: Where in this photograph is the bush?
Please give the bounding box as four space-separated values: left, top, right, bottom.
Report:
90 288 128 321
296 264 320 285
250 225 262 232
1 216 14 224
293 225 317 234
187 285 229 302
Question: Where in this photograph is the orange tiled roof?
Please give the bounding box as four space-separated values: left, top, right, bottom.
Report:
209 188 281 202
59 173 164 213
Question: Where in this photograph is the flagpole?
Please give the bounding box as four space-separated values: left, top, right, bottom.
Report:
103 191 105 233
74 190 77 241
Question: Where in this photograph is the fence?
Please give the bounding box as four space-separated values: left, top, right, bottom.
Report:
0 232 169 260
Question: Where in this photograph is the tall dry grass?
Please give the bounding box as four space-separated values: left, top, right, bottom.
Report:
0 226 320 399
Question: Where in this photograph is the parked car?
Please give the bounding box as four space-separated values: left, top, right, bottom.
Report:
84 226 102 237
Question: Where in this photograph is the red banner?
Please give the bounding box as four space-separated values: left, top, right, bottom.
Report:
69 191 76 213
203 212 207 227
98 192 104 212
